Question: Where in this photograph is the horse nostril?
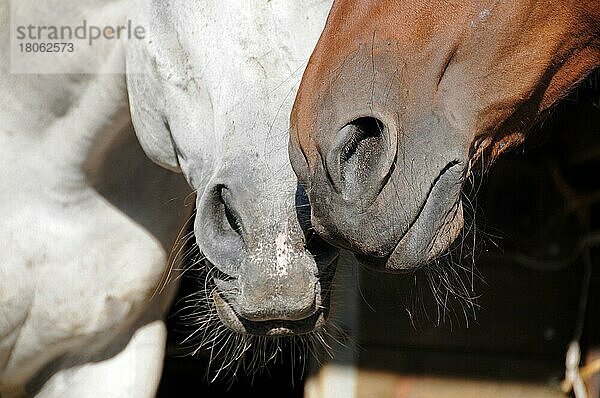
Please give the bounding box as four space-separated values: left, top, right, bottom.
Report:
326 116 390 201
217 185 243 236
339 117 386 168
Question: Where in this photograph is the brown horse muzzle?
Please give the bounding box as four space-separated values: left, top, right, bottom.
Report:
289 27 471 271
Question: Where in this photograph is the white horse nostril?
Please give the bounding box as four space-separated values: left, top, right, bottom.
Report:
217 185 244 235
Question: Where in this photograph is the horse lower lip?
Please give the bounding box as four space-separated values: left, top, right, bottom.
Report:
213 291 247 334
212 291 323 336
266 328 295 336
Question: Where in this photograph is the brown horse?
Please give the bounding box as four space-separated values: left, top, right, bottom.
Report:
289 0 600 271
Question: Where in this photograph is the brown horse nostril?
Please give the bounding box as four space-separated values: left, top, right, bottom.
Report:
326 116 392 203
339 117 386 167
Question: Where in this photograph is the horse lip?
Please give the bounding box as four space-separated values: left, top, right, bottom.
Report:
392 160 463 264
213 290 248 334
404 160 461 233
361 159 463 269
204 245 337 335
265 327 296 336
212 290 325 336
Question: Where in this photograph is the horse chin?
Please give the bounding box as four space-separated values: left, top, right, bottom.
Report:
212 291 328 336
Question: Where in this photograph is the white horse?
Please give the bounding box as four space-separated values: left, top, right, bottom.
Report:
1 1 192 397
0 0 332 396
